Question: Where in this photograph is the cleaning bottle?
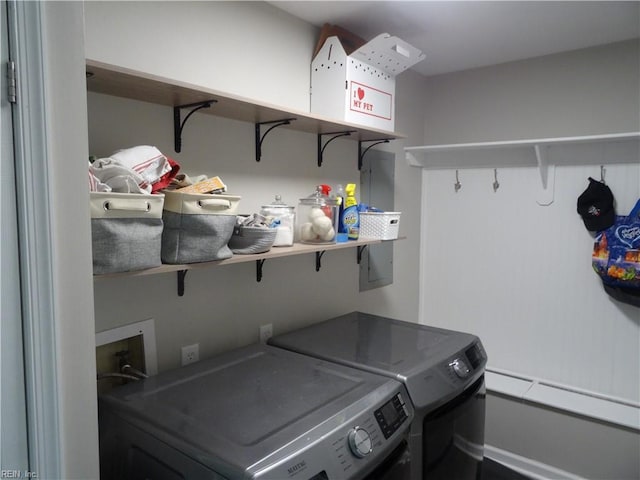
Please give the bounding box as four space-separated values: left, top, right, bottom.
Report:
319 184 333 218
334 184 348 242
342 183 359 240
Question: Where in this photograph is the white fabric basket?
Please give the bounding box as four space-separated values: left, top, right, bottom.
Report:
90 192 165 274
359 212 401 240
161 191 241 264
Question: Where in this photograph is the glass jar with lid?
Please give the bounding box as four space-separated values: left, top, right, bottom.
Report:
297 185 339 244
260 195 295 247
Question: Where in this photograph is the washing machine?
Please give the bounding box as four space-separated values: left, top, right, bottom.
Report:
98 343 414 480
269 311 487 480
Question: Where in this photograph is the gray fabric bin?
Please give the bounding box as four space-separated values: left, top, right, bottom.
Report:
229 225 277 254
90 192 164 274
160 191 241 264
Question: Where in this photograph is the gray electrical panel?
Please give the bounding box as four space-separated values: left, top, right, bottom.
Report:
359 150 395 291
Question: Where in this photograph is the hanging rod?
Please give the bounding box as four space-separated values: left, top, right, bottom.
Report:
174 100 217 153
317 131 356 167
255 118 297 162
358 139 391 170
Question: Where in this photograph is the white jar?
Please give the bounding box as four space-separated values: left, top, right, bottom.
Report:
260 195 295 247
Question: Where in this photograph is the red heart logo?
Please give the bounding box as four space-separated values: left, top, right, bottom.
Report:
357 88 365 100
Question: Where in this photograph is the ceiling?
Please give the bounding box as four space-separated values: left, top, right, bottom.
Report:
269 1 640 77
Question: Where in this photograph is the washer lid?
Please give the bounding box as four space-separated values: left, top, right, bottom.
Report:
99 343 403 478
269 312 486 410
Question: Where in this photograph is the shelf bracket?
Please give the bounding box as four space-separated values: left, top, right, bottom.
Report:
177 270 188 297
358 139 390 170
174 100 216 153
256 259 266 282
315 251 326 271
255 118 297 162
357 245 368 264
317 131 356 167
534 144 556 206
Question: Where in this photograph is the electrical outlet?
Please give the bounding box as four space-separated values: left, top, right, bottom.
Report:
259 324 273 344
181 343 199 366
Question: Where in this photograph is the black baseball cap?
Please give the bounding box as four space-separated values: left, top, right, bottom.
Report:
576 177 615 232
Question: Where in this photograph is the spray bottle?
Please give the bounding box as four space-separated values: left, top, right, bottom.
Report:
334 184 348 242
342 183 359 240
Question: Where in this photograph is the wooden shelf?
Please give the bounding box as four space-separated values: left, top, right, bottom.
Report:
94 238 386 279
87 59 405 293
85 59 405 143
94 237 403 295
405 132 640 205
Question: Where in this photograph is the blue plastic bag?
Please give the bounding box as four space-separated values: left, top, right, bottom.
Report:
592 199 640 289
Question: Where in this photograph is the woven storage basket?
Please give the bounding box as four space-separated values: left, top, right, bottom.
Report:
359 212 401 240
229 226 277 254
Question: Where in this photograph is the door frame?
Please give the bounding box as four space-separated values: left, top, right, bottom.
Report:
1 0 28 471
5 0 61 475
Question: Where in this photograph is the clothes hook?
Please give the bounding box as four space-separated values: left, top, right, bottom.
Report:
600 165 606 184
493 168 500 192
454 169 462 192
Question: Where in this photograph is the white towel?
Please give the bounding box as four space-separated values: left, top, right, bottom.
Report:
111 145 171 191
88 145 172 193
89 158 149 194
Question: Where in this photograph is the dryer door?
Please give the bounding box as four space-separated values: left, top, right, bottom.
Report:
422 377 486 480
363 439 411 480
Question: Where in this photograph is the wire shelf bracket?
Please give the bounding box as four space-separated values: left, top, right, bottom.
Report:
357 244 368 264
255 118 297 162
177 270 188 296
174 100 217 153
358 139 391 170
318 131 356 167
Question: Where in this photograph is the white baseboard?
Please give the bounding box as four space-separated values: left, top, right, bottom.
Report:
485 368 640 430
484 445 586 480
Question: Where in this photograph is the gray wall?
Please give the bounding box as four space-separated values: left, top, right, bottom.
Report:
422 39 639 143
85 1 425 374
84 1 317 111
487 392 640 480
83 2 638 478
419 40 639 478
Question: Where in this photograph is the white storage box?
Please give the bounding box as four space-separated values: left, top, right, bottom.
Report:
359 212 401 240
311 33 424 131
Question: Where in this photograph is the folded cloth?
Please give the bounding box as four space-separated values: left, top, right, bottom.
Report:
110 145 172 191
88 161 112 192
88 145 179 193
89 158 149 193
151 157 180 193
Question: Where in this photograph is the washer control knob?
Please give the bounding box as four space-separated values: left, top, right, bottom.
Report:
348 427 372 458
450 358 471 378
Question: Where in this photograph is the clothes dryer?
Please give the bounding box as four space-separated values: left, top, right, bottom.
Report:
269 311 487 480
